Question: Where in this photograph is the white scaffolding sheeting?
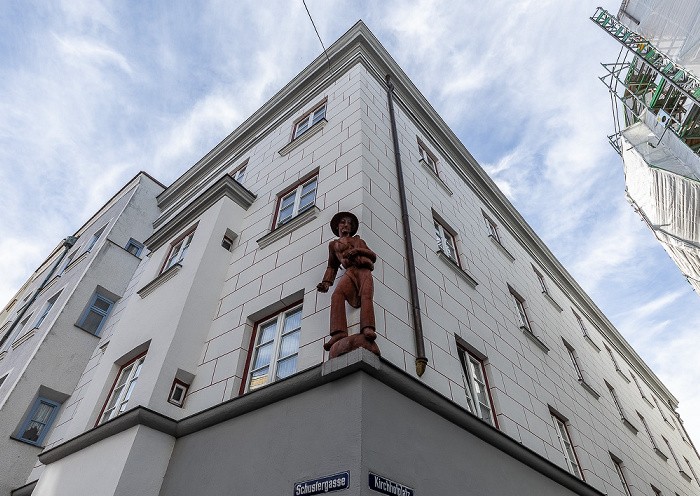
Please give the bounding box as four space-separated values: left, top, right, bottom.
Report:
621 114 700 290
621 0 700 75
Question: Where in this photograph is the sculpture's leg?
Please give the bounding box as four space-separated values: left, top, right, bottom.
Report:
358 269 376 340
324 276 351 351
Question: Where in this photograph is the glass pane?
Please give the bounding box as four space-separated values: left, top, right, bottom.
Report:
278 205 294 224
434 222 442 251
295 120 309 137
32 402 54 423
312 104 326 124
93 297 111 312
259 322 276 344
81 310 104 333
253 342 273 370
123 379 137 403
283 309 302 333
301 179 317 196
106 385 125 413
276 355 297 379
22 421 45 441
249 367 269 390
444 232 455 259
279 330 300 359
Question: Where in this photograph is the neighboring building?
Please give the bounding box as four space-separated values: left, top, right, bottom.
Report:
9 21 699 496
592 1 700 295
0 172 164 495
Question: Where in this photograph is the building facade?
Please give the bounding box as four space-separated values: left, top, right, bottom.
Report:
8 22 699 496
0 173 164 495
593 1 700 296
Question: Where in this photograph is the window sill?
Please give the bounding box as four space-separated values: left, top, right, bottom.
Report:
278 119 327 156
578 379 600 399
654 448 668 461
10 436 44 448
583 334 601 352
74 324 103 337
419 159 453 196
257 206 321 249
137 263 182 298
521 326 549 353
621 417 638 435
489 235 515 262
11 329 35 350
616 368 631 383
542 291 563 312
679 470 692 483
436 250 477 288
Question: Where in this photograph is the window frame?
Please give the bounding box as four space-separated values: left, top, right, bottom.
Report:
607 382 626 420
125 239 144 257
272 175 318 228
684 457 699 485
241 304 303 394
564 343 584 381
292 101 327 140
663 436 684 472
17 397 61 446
573 311 590 339
4 314 32 351
433 218 460 266
167 379 189 407
77 293 115 336
161 228 196 274
611 456 633 496
97 353 146 425
534 268 549 295
33 292 61 329
483 213 501 243
551 413 583 479
84 225 107 253
638 411 660 450
230 159 249 183
58 253 74 276
418 140 439 175
457 346 497 427
510 289 532 333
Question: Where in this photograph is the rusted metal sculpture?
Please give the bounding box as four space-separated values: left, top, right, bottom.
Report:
317 212 380 358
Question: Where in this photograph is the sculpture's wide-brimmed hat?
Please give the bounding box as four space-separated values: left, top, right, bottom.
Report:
330 211 359 237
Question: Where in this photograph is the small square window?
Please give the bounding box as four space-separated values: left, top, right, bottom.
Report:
293 102 327 139
243 306 302 393
17 397 61 446
125 239 143 257
168 379 189 407
221 235 234 251
78 293 115 335
274 176 318 227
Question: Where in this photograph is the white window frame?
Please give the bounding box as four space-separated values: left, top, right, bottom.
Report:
418 140 439 175
168 379 189 407
457 347 495 426
274 176 318 227
293 102 327 139
510 290 532 333
534 268 549 295
433 218 459 265
17 397 61 446
611 457 632 496
565 344 584 381
246 306 302 392
607 382 627 420
604 344 622 372
99 354 146 424
483 213 501 243
638 412 659 450
685 457 699 485
652 396 668 421
573 312 590 338
551 414 583 479
162 229 195 273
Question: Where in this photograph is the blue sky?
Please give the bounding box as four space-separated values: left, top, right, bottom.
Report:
1 0 699 443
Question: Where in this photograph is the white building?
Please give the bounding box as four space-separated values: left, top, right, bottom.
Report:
593 1 700 296
10 21 700 496
0 172 164 495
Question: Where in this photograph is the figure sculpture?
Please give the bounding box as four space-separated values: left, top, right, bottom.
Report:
317 212 380 358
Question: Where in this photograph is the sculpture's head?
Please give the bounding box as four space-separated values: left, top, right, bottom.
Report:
330 211 359 237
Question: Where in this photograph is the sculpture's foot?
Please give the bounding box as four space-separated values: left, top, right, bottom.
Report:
329 332 381 359
324 331 348 351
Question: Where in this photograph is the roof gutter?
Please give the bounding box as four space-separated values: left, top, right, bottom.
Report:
385 74 428 377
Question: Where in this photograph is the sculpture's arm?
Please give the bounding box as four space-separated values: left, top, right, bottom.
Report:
347 237 377 263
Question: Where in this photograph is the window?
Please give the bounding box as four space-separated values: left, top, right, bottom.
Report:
611 457 632 496
58 253 74 276
78 293 115 335
604 345 621 371
85 226 106 253
651 484 663 496
551 414 582 478
17 397 61 445
293 102 326 139
418 140 438 175
534 268 549 295
275 176 318 227
0 373 7 388
573 312 590 338
33 292 61 329
638 412 660 451
3 315 31 351
685 458 699 485
630 372 648 401
232 165 246 183
457 347 495 426
162 229 195 272
99 354 146 424
672 417 687 443
510 290 532 333
433 218 459 264
663 437 684 472
221 235 234 251
125 239 143 257
483 213 500 242
652 396 669 422
606 382 634 431
168 379 189 407
565 343 584 381
245 306 302 392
